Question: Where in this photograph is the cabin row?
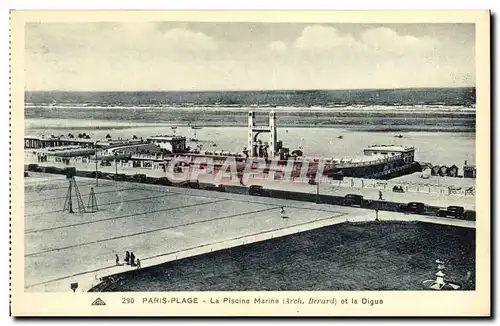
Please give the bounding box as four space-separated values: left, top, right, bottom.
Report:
420 162 476 178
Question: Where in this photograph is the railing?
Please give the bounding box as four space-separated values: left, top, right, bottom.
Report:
321 176 475 197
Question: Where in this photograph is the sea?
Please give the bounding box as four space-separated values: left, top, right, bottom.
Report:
25 88 476 166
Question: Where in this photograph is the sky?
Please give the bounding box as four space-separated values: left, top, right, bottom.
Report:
24 22 475 91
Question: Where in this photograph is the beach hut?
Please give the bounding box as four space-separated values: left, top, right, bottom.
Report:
419 162 433 171
447 165 459 177
421 168 432 179
431 165 440 176
464 165 476 178
439 165 448 177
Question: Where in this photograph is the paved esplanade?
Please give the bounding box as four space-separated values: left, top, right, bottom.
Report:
24 173 474 292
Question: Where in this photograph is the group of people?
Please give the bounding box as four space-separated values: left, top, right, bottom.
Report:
115 251 141 269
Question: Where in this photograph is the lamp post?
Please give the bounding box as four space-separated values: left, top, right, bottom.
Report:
114 152 118 181
316 173 320 204
95 141 98 187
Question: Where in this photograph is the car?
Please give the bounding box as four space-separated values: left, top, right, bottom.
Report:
392 185 404 193
24 171 29 177
154 177 173 186
344 194 363 207
27 164 39 172
248 185 265 196
215 184 226 192
115 173 127 181
204 184 227 192
88 171 103 179
178 180 200 189
399 202 425 214
436 206 465 218
132 174 147 183
463 210 476 221
204 184 220 191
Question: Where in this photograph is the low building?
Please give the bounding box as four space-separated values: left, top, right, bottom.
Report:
25 135 95 149
463 165 476 178
24 135 144 150
363 145 415 163
146 135 187 153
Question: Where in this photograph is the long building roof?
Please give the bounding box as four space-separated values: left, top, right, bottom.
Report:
364 145 414 152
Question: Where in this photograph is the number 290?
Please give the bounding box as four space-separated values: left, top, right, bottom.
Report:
122 298 135 304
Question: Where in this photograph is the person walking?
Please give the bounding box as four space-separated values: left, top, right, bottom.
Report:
130 252 136 266
136 258 141 269
378 190 383 200
375 208 380 221
115 254 120 265
280 206 287 219
124 251 130 264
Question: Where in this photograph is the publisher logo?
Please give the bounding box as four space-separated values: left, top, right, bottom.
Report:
91 298 106 306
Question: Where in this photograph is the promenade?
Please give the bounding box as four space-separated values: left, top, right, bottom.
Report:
25 154 476 210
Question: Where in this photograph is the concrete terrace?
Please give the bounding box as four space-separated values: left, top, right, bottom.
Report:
24 173 475 293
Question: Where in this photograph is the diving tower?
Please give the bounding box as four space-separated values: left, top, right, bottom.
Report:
247 111 278 158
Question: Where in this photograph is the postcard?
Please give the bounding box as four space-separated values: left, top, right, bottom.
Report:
10 10 490 317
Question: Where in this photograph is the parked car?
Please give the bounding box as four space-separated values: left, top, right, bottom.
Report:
178 180 200 189
436 206 465 218
215 184 227 192
204 184 220 191
115 173 127 181
249 185 265 196
392 185 404 193
398 202 425 214
344 194 363 207
203 184 226 192
132 174 147 183
27 164 39 172
88 171 103 179
463 210 476 221
154 177 173 186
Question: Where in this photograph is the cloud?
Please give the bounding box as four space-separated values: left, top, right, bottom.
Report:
26 24 218 57
360 27 438 54
161 28 218 52
269 41 287 53
294 25 361 50
293 25 438 56
24 23 474 91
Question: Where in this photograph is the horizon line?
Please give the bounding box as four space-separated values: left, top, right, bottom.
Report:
25 86 476 93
